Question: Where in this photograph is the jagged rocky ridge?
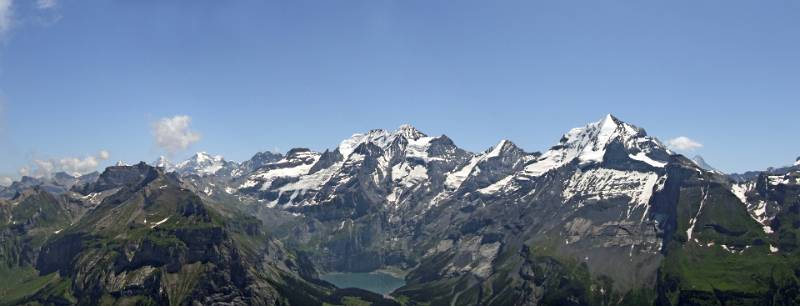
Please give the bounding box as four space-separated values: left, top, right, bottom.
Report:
2 114 799 305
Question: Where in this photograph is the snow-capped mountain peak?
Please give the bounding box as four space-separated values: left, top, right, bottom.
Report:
174 152 236 176
523 114 667 176
396 124 427 140
565 114 646 163
338 129 392 158
189 152 220 163
443 139 533 191
153 156 174 171
486 139 515 158
795 156 800 166
692 155 718 172
338 124 429 158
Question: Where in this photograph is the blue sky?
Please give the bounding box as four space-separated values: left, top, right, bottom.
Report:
0 0 798 182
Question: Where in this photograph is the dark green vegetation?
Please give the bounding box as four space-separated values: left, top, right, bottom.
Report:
651 168 795 305
0 164 398 306
655 167 800 306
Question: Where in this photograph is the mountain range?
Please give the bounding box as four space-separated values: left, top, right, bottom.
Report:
1 114 799 306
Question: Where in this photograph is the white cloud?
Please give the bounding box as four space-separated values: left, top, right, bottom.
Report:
19 150 111 178
0 0 11 36
152 115 201 154
0 176 11 186
36 0 56 9
0 0 63 40
666 136 703 151
33 159 55 176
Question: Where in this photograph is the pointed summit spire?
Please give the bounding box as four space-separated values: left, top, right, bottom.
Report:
396 124 427 140
599 114 620 128
523 114 667 176
486 139 520 158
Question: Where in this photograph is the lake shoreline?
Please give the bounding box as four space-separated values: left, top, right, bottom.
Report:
319 270 406 295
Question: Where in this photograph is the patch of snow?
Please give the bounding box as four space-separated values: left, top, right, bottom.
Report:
54 229 63 234
629 152 666 168
561 168 660 219
240 179 259 189
731 183 749 205
241 154 321 192
719 245 750 254
445 155 481 189
478 175 514 194
486 140 509 159
279 161 341 194
81 192 99 201
150 217 169 229
386 162 429 205
386 189 399 204
768 175 792 186
686 186 709 241
392 163 428 188
404 136 442 162
770 245 779 253
732 182 775 235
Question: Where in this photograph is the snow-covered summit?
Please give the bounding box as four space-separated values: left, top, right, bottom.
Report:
795 156 800 166
153 156 174 171
444 139 534 191
174 152 237 176
485 139 517 158
692 155 719 172
396 124 427 140
523 114 669 176
237 124 471 208
338 124 429 158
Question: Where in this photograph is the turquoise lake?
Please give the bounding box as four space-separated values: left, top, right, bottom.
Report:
319 271 406 295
